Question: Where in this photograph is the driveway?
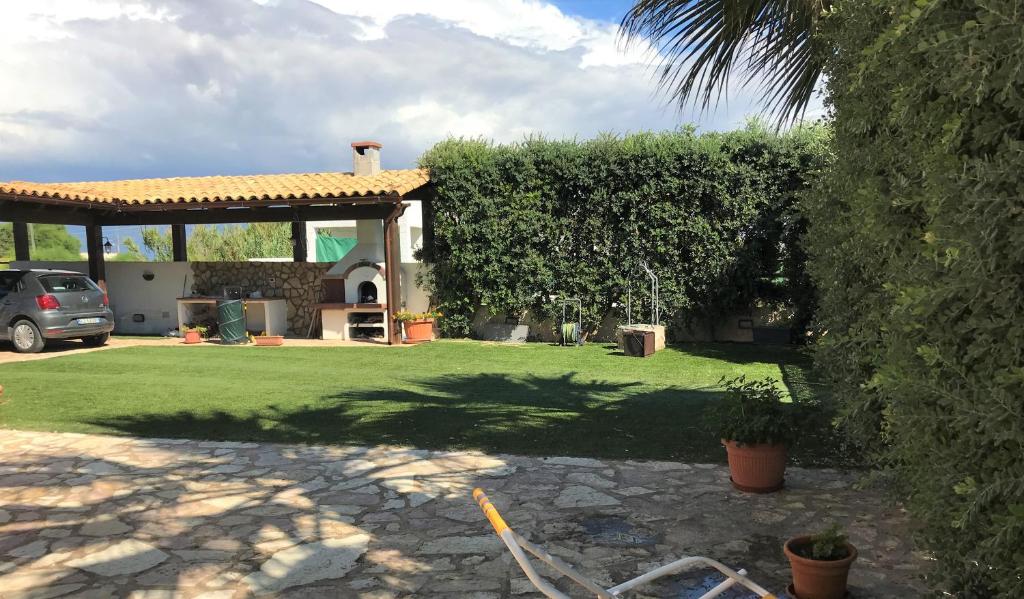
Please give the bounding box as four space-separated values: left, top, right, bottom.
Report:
0 337 173 365
0 336 409 365
0 430 926 598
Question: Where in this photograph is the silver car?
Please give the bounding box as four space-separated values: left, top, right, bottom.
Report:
0 270 115 353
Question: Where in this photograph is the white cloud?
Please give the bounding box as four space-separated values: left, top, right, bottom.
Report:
0 0 806 183
305 0 655 67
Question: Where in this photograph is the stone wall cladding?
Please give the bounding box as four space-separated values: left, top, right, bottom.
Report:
190 262 331 335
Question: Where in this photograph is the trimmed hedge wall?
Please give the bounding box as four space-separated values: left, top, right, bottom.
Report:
418 125 827 339
807 1 1024 595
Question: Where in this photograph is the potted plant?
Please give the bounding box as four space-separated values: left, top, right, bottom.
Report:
253 330 285 346
705 376 799 493
784 524 858 599
182 324 207 344
395 309 442 343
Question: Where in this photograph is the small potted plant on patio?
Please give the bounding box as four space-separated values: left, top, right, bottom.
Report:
705 376 799 493
396 309 442 343
182 324 207 344
784 524 858 599
253 330 285 346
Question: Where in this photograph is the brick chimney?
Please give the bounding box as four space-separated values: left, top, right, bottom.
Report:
351 141 382 176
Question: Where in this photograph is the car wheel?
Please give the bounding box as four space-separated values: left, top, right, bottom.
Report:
82 333 109 347
11 320 45 353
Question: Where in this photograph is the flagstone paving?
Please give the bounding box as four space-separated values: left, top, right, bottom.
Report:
0 430 927 598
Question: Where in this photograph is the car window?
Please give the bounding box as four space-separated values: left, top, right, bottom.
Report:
38 275 100 293
0 272 26 299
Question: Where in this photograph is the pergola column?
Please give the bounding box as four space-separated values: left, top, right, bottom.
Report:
383 207 402 345
12 222 30 261
171 224 188 261
85 224 107 291
291 221 307 262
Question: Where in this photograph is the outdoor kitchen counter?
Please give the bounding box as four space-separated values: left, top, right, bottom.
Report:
176 297 288 337
318 303 389 341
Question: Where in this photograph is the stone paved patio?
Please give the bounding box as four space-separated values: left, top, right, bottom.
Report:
0 430 926 598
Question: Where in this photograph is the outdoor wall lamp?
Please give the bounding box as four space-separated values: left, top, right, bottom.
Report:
102 237 114 253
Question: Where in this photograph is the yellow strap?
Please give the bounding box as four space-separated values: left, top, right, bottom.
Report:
472 488 510 535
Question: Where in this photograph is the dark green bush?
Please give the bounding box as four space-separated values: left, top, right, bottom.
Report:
418 124 827 338
807 1 1024 594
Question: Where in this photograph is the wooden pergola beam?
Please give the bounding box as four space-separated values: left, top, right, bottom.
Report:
85 224 106 291
1 200 97 225
97 203 400 226
122 195 395 211
291 221 307 262
383 203 407 345
171 224 188 262
12 222 30 261
1 199 402 227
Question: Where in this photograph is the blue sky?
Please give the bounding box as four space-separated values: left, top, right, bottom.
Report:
0 0 821 255
552 0 637 22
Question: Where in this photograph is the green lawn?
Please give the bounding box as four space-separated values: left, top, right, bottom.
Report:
0 340 844 464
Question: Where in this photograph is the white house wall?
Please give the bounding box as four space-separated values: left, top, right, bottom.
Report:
401 263 429 313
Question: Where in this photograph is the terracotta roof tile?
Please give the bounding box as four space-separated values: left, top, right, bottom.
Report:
0 169 429 207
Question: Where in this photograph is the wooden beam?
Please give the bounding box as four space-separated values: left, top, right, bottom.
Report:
291 222 308 262
0 201 99 225
124 195 397 211
96 203 398 226
171 224 188 262
383 205 403 345
0 196 404 226
85 225 106 291
0 193 109 211
12 222 30 261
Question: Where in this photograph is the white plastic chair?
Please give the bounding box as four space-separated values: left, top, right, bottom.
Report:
473 488 778 599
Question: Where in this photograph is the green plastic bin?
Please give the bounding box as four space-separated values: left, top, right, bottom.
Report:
217 299 247 345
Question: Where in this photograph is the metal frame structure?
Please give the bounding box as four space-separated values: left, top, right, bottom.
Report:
625 261 660 327
639 260 660 326
473 489 777 599
560 297 583 346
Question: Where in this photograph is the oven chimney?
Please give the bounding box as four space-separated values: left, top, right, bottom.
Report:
351 141 382 176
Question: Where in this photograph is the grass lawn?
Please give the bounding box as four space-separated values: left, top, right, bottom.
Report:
0 340 843 464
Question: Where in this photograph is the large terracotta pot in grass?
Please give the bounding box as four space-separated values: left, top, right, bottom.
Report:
403 319 434 343
722 440 787 493
784 536 857 599
183 330 202 344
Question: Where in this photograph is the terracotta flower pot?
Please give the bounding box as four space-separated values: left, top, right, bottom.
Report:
403 319 434 343
183 330 202 344
254 335 284 346
722 439 787 493
784 536 858 599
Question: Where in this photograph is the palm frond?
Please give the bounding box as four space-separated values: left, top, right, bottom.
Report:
620 0 827 124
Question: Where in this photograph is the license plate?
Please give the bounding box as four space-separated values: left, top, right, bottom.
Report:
76 318 102 325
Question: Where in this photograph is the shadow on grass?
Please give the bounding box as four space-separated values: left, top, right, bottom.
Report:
93 371 850 466
668 341 810 366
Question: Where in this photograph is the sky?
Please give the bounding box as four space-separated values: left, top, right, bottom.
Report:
0 0 823 253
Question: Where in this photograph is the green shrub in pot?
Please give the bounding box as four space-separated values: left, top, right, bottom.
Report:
705 376 800 492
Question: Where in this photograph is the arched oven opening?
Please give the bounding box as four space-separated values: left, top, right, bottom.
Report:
358 281 378 304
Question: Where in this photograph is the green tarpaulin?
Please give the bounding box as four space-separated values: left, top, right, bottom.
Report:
315 235 357 262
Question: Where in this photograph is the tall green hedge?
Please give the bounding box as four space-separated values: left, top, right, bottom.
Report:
418 124 827 338
807 1 1024 594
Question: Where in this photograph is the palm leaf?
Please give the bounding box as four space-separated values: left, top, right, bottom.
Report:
620 0 828 124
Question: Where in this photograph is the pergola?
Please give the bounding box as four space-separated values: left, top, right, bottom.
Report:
0 168 431 345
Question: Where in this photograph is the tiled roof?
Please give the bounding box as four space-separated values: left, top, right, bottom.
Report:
0 169 429 207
